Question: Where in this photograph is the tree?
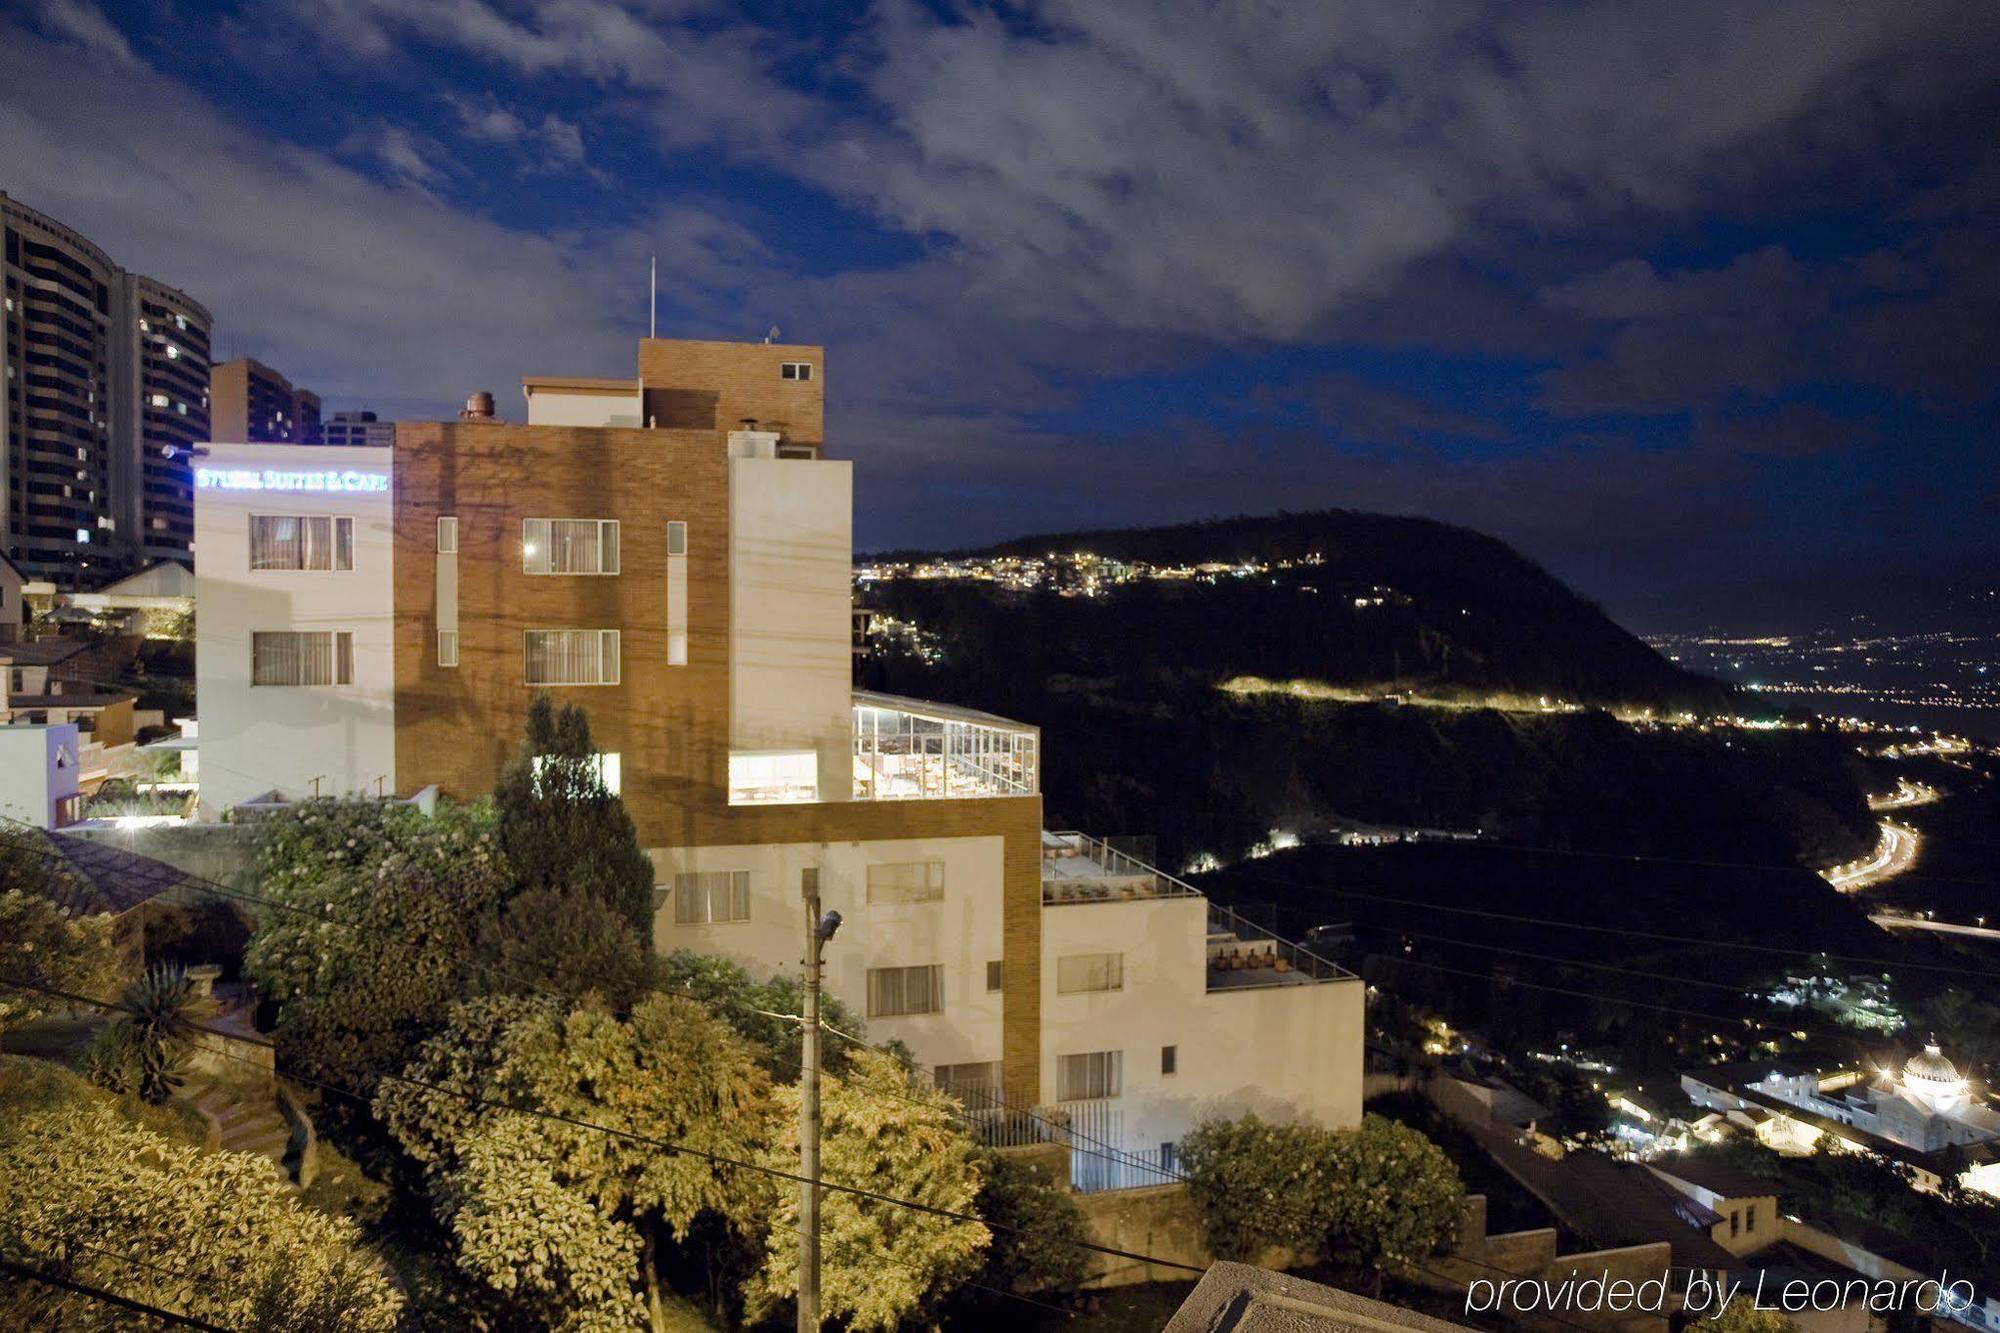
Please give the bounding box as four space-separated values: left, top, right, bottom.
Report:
1179 1115 1343 1262
474 883 653 1007
967 1148 1090 1300
1181 1113 1463 1286
496 693 657 937
1321 1114 1463 1279
0 887 120 1034
657 949 867 1077
0 1071 401 1330
376 992 776 1329
83 962 213 1104
243 799 511 1093
745 1048 990 1330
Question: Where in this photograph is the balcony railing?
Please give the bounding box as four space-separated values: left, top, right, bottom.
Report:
1042 830 1200 903
1042 830 1356 989
851 691 1038 801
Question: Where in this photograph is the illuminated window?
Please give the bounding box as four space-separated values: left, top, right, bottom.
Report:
531 751 619 795
524 629 620 686
868 965 943 1017
673 870 750 924
728 750 817 804
250 515 353 570
1056 953 1124 994
252 631 353 686
867 860 945 904
436 516 457 553
780 361 814 381
1057 1051 1121 1101
523 518 619 574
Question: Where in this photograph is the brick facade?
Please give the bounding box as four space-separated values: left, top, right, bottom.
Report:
636 338 823 448
391 403 1043 1102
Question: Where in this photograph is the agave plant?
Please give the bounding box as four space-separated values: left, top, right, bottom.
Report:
88 963 215 1105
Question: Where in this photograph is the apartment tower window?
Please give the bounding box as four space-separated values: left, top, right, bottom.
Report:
1056 952 1124 993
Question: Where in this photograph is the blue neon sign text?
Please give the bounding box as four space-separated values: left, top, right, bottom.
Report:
196 468 389 493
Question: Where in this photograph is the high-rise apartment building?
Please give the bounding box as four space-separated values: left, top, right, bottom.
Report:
320 409 392 447
211 357 321 445
193 335 1361 1184
0 192 212 582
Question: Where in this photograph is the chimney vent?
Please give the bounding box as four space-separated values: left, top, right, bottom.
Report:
460 391 496 421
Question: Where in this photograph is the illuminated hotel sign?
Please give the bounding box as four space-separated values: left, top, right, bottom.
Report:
196 468 389 493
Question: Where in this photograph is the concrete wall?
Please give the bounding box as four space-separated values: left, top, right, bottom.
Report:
524 389 641 428
727 456 853 794
1042 897 1365 1162
653 833 1008 1078
194 443 397 814
0 723 73 826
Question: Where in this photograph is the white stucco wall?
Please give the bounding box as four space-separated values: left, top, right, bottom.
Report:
727 457 853 796
524 390 642 428
651 834 1008 1075
0 724 74 827
193 443 396 815
1041 898 1364 1164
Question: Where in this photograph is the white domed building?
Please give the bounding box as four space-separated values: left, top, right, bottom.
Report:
1862 1040 1997 1155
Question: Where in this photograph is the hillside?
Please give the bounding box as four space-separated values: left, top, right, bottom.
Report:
860 510 1874 869
871 509 1735 711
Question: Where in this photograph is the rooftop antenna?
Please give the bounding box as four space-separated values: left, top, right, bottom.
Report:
765 325 779 344
649 252 657 339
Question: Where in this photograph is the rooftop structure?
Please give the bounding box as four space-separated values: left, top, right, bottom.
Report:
210 357 320 444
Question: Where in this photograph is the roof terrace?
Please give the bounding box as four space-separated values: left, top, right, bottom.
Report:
1041 831 1356 990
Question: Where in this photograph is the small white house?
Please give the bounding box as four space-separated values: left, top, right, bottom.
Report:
0 723 85 828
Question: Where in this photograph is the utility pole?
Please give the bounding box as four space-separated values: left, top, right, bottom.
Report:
797 867 839 1332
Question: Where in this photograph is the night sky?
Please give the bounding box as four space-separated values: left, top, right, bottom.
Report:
4 1 1997 630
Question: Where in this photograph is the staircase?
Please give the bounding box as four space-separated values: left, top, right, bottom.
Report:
184 1079 295 1180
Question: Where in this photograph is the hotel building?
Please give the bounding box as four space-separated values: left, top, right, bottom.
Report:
192 335 1362 1184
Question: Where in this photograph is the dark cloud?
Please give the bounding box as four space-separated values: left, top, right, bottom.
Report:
5 0 1997 627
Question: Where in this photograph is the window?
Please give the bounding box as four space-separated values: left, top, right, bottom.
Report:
666 520 688 666
532 751 621 796
867 860 945 904
252 631 353 686
1729 1210 1739 1238
934 1062 1001 1105
1744 1204 1756 1234
523 518 619 574
1162 1045 1177 1076
1057 1051 1122 1101
1056 952 1124 994
673 870 750 924
728 750 816 804
524 629 620 685
666 521 688 556
438 630 458 667
250 515 353 571
986 960 1003 992
437 516 458 553
868 964 943 1018
780 361 814 381
1160 1142 1178 1174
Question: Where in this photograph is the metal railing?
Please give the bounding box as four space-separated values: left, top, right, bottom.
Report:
1041 830 1201 904
1205 899 1356 986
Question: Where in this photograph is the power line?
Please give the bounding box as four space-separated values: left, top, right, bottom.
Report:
0 1256 232 1332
